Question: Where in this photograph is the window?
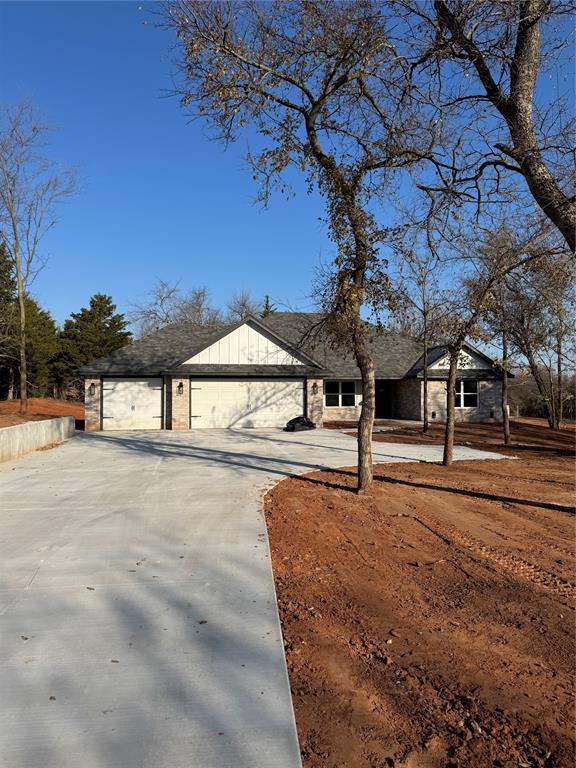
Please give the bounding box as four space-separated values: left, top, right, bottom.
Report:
324 380 357 407
454 380 478 408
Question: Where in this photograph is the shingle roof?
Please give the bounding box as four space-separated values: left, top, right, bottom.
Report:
77 311 501 380
76 322 229 375
166 364 323 376
258 313 425 378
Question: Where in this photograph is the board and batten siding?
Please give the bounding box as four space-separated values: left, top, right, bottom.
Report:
429 349 492 371
183 324 304 366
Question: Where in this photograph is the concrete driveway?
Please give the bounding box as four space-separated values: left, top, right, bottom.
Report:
0 429 504 768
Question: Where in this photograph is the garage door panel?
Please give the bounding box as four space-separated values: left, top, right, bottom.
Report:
102 378 163 430
191 379 304 428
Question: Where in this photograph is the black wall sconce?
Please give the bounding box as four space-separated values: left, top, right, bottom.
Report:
177 381 184 396
311 382 319 395
88 382 96 398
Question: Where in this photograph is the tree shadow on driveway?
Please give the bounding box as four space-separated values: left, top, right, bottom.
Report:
0 532 300 767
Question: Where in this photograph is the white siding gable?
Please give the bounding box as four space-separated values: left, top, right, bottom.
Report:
430 349 493 371
182 323 305 366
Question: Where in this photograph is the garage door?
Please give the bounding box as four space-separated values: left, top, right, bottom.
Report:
190 379 304 428
102 378 163 430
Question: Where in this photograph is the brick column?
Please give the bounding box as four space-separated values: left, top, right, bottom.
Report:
307 378 324 427
171 376 190 430
84 378 101 431
164 376 172 429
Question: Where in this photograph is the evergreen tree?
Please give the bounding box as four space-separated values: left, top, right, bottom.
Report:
0 242 18 398
0 246 59 399
25 299 59 397
260 295 277 319
53 294 131 397
0 241 16 303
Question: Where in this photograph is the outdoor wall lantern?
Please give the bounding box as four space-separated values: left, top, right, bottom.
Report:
177 381 184 396
311 382 319 396
88 383 96 398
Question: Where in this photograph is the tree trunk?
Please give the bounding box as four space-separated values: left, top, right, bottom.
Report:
508 122 576 254
7 367 15 400
501 327 511 445
303 115 378 492
547 364 558 429
518 341 556 429
442 347 460 466
556 334 563 428
422 324 429 433
355 337 375 493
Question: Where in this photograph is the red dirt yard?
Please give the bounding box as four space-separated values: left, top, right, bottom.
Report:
265 420 575 768
0 398 84 428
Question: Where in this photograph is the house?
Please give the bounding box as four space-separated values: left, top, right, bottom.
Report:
78 312 505 431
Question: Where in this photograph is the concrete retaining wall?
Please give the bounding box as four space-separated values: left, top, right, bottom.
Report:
0 417 75 462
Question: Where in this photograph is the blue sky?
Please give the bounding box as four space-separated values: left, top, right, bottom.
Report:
1 3 572 329
0 1 331 325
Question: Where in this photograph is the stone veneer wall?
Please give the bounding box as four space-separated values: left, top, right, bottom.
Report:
306 378 324 427
324 405 362 421
84 378 101 431
428 379 502 422
171 376 190 430
322 380 363 422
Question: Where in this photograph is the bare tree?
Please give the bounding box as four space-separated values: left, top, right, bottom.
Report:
504 253 574 429
0 103 76 413
401 0 576 251
160 0 435 491
499 281 512 445
437 217 560 464
399 251 446 433
476 227 522 445
129 279 222 337
385 199 450 433
226 289 262 323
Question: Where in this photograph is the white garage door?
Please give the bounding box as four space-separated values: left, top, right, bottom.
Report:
190 379 304 428
102 378 163 430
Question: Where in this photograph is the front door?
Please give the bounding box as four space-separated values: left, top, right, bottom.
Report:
375 380 394 419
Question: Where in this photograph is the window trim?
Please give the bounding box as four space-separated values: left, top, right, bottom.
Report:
454 379 479 409
324 380 358 408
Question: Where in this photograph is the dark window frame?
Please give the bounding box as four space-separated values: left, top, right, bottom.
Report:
454 379 479 408
324 380 357 408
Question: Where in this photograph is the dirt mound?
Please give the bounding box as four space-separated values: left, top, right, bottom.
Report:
0 398 84 428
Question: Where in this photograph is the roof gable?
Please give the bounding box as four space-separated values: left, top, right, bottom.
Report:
180 318 315 367
429 346 494 372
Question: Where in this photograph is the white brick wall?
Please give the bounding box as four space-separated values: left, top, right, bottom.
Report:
171 376 190 430
307 378 324 426
84 378 101 431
